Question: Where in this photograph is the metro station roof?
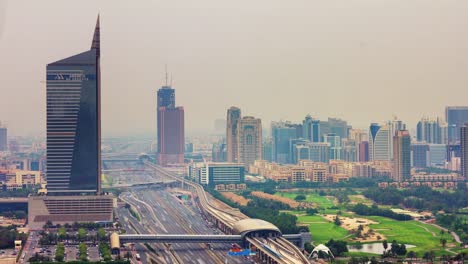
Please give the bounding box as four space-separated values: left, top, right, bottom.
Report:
232 219 281 235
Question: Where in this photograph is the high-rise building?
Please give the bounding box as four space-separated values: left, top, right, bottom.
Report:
428 144 447 167
416 117 448 144
324 133 341 160
271 121 297 164
237 116 262 167
369 123 391 161
156 80 184 165
461 124 468 179
358 141 369 162
446 106 468 144
342 139 357 162
302 116 321 142
226 107 241 162
393 130 411 182
157 106 185 165
328 118 349 139
29 17 113 229
212 142 227 162
262 138 273 162
411 142 429 168
157 86 175 109
45 17 102 194
0 123 6 151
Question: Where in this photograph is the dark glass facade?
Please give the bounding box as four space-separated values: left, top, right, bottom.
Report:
446 106 468 144
157 86 175 108
45 19 101 194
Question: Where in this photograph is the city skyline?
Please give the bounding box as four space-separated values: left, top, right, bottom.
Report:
1 1 468 137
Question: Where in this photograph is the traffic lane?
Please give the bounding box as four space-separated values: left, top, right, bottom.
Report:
136 189 248 264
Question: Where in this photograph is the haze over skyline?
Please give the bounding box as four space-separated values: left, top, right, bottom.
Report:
1 0 468 137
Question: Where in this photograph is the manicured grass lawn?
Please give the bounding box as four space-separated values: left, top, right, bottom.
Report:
297 215 349 244
275 192 336 208
366 216 449 255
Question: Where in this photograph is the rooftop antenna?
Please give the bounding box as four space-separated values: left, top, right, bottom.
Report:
170 74 173 87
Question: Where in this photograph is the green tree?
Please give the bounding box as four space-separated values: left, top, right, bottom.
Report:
294 194 306 201
97 228 107 241
77 228 87 241
334 215 341 226
55 243 65 262
58 227 66 240
382 240 388 253
440 238 447 247
407 251 417 260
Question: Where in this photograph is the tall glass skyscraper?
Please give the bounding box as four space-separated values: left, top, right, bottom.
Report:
46 17 101 194
156 83 185 165
446 106 468 144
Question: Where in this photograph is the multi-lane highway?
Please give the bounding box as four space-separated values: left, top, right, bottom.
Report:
143 162 311 264
118 188 250 264
104 160 250 263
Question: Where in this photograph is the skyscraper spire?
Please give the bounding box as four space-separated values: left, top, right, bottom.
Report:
91 14 100 57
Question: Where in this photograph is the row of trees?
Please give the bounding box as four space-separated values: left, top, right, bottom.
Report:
437 214 468 245
55 243 65 262
41 227 107 245
363 186 468 213
0 226 27 249
206 188 306 234
350 203 412 221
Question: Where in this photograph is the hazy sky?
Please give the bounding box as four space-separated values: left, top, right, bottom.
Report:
1 0 468 137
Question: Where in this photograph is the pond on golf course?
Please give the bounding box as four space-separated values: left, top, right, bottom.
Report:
348 243 416 254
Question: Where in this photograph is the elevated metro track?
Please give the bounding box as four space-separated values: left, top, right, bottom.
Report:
143 161 310 264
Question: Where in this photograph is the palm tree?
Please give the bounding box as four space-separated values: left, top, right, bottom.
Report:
382 240 388 253
407 251 416 261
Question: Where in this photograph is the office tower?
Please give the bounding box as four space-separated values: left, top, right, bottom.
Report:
428 144 447 167
358 141 369 162
226 107 241 162
272 121 297 164
342 139 357 162
157 106 185 165
389 117 406 136
324 133 341 160
308 143 329 163
411 143 429 168
416 117 448 144
348 129 367 143
156 75 184 165
461 124 468 179
369 123 391 161
328 118 349 139
303 116 321 142
446 106 468 144
393 130 411 182
237 116 262 167
319 121 331 140
0 122 6 151
157 85 175 108
290 138 309 164
29 17 113 229
262 138 273 162
302 115 313 141
45 17 102 194
212 142 227 162
188 162 245 186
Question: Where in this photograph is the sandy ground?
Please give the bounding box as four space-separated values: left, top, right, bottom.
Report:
323 214 386 242
221 192 250 206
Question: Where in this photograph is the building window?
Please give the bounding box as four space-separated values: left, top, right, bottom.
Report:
246 135 253 145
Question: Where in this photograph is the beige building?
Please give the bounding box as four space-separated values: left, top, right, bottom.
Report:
0 170 43 190
28 194 115 229
237 116 262 167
